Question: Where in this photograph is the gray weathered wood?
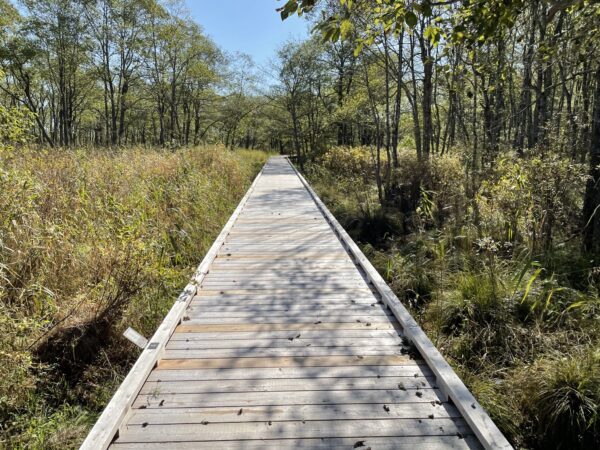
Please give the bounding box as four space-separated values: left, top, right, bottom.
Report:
112 435 482 450
157 354 418 370
166 336 403 348
146 365 432 381
128 402 458 423
132 388 443 408
139 377 433 394
161 345 409 359
170 329 402 341
116 418 472 443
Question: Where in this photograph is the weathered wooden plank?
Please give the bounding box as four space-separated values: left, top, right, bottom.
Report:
166 337 403 348
194 289 375 299
133 388 442 409
162 345 409 359
200 277 367 284
214 253 351 260
210 259 357 266
203 269 363 276
183 310 390 319
224 235 335 242
170 329 401 341
139 376 433 394
190 301 379 309
175 322 397 333
206 264 360 270
112 435 482 450
180 315 390 325
186 303 384 313
128 403 457 425
201 273 367 281
157 355 418 370
190 300 380 309
234 218 325 223
147 365 432 381
225 234 333 241
194 289 373 298
116 418 472 443
227 225 330 231
221 243 340 249
184 309 386 318
198 281 369 289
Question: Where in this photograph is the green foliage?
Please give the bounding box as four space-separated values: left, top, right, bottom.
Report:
280 0 596 50
0 104 33 151
477 155 587 254
5 402 95 449
319 145 372 181
395 150 465 226
377 243 436 308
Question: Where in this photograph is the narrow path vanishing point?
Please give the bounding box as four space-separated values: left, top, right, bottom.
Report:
82 156 512 450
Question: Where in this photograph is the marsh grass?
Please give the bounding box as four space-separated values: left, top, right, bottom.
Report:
517 350 600 449
0 145 268 447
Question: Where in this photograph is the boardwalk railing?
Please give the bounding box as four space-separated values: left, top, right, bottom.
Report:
81 156 512 450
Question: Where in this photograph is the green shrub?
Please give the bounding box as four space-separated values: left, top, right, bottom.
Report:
477 154 587 254
375 240 437 308
318 146 373 181
439 272 508 334
387 149 465 227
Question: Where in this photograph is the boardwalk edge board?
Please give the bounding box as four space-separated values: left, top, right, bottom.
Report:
288 157 513 450
79 165 266 450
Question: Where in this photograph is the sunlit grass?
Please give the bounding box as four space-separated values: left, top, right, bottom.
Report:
0 144 269 447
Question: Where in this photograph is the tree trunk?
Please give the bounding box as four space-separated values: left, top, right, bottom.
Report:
582 63 600 255
391 32 404 167
419 26 433 158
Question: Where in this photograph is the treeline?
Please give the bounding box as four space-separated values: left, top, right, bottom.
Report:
1 0 600 253
269 0 600 256
0 0 265 147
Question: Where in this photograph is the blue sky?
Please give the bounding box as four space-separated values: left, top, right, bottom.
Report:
185 1 310 67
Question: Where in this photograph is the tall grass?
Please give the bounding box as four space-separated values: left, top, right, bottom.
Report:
0 145 268 447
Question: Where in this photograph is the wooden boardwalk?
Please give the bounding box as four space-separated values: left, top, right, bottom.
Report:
82 157 511 450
